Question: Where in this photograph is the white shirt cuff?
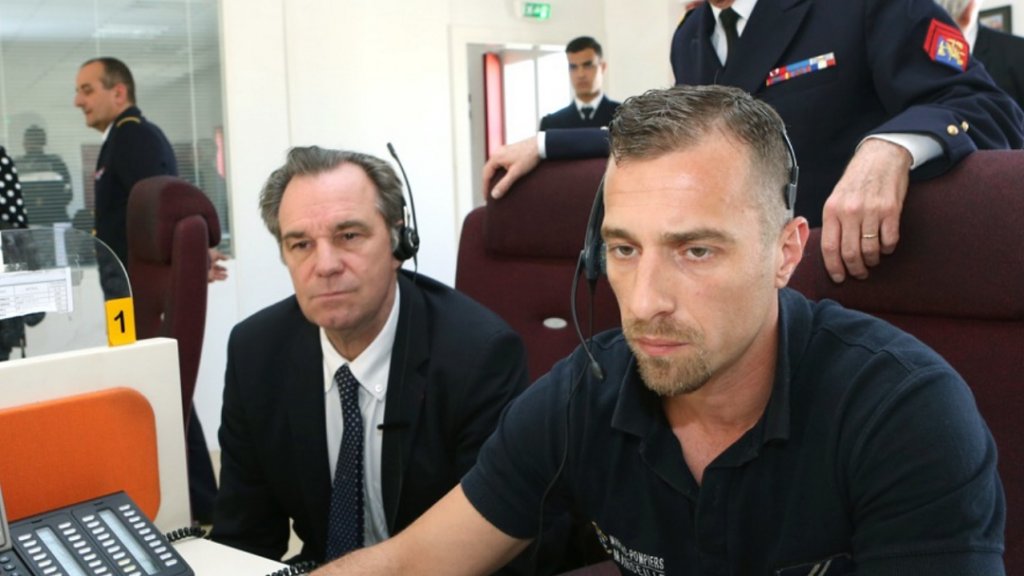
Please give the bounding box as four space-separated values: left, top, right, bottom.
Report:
537 131 547 159
865 133 943 170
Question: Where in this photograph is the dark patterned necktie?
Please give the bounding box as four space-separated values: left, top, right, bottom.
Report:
580 106 595 120
325 365 364 560
720 8 740 67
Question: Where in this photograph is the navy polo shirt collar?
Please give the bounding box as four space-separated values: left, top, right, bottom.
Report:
610 288 811 449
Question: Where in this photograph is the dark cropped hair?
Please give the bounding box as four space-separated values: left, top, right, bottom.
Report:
24 125 46 148
566 36 603 58
259 146 405 250
81 57 136 104
609 85 794 237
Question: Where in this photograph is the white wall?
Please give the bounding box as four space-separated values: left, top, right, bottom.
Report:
195 0 675 448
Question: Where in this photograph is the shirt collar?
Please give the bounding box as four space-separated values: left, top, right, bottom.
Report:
575 92 604 111
710 0 758 30
320 281 401 401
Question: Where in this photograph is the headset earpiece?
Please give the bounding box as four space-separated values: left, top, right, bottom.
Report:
393 220 419 261
387 143 420 262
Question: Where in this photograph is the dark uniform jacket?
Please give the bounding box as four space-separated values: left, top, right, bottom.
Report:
94 106 176 264
974 25 1024 114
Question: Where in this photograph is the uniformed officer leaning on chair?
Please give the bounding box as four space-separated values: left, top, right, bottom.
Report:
484 0 1024 287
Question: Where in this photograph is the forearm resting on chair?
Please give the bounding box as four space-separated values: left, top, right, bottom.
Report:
312 485 529 576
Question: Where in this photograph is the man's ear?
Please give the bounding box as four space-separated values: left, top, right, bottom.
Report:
114 83 129 105
776 217 809 288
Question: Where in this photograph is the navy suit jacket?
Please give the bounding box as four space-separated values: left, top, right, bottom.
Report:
540 96 620 130
974 26 1024 114
94 106 176 264
548 0 1024 227
211 271 529 565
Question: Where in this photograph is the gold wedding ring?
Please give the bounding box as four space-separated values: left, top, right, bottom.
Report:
861 233 879 240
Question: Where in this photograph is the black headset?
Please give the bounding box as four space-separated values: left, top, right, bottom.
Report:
580 128 799 282
387 143 420 262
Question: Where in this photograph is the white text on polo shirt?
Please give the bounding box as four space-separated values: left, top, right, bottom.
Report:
592 522 666 576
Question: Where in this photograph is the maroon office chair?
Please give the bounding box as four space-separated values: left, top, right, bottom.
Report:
126 175 221 425
456 158 621 383
789 150 1024 572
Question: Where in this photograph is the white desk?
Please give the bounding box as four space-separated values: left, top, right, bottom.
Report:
174 538 289 575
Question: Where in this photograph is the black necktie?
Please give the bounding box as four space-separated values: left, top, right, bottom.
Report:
580 106 595 120
720 8 740 68
325 365 364 560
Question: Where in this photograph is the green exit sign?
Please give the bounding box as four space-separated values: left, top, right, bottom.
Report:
523 2 551 20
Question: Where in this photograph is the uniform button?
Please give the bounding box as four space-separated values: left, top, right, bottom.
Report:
947 124 959 136
961 120 969 132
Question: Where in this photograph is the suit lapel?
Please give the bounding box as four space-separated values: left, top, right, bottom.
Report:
973 28 993 63
681 5 724 85
284 313 332 547
381 273 429 532
720 0 812 94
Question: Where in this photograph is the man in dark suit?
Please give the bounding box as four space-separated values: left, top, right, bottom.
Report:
483 0 1024 285
210 146 529 566
539 37 620 130
935 0 1024 111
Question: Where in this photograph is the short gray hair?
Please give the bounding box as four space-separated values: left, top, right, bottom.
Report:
609 84 794 240
259 146 405 250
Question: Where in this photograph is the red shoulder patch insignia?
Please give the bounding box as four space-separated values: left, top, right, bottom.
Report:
924 18 969 72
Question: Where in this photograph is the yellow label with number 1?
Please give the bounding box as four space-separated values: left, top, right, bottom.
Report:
105 297 137 346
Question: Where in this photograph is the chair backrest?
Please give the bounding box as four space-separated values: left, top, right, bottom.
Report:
456 159 621 383
788 150 1024 572
126 176 220 423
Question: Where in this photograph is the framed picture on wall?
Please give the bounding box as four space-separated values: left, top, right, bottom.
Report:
979 5 1012 33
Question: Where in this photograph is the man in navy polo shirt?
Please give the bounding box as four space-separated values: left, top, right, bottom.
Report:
312 85 1004 575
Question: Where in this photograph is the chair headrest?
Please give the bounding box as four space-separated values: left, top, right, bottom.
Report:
127 176 221 264
484 158 607 259
790 150 1024 320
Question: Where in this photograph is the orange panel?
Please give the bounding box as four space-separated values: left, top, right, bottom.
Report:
484 52 506 158
0 388 161 522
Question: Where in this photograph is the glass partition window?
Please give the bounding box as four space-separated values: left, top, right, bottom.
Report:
0 0 229 252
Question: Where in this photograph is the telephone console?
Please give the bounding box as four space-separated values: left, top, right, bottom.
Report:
0 487 192 576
